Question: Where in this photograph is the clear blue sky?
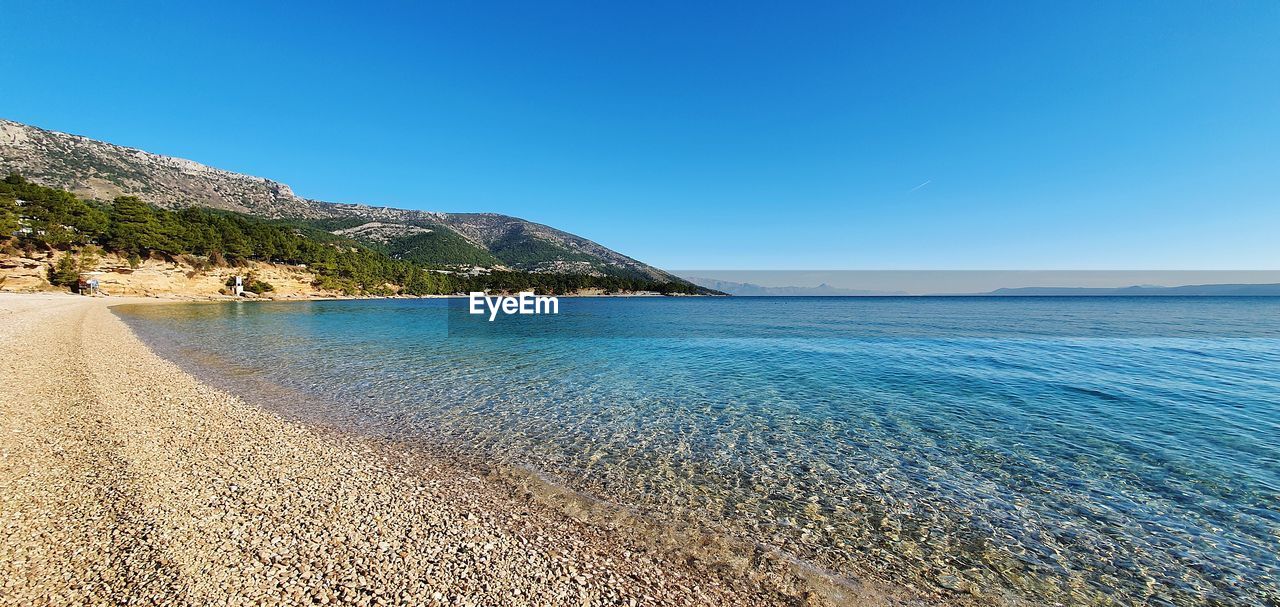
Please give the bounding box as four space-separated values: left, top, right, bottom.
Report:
3 1 1277 270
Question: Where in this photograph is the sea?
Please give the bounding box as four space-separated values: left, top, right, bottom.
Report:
115 296 1280 606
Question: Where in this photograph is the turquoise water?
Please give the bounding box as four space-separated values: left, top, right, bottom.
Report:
117 297 1280 606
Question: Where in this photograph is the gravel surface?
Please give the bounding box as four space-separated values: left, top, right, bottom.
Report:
0 294 916 607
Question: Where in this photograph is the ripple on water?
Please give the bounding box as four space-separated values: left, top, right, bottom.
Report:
117 298 1280 606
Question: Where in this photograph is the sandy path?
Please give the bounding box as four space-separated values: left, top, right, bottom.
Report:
0 294 861 607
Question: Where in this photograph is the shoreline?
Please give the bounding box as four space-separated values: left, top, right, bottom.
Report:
0 288 716 302
0 292 924 606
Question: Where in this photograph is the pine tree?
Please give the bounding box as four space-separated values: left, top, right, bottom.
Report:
107 196 163 254
0 195 18 240
49 254 80 288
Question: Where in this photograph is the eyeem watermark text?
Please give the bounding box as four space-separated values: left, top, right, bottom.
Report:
469 292 559 321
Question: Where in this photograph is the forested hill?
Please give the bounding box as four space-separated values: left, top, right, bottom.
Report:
0 175 709 296
0 118 674 281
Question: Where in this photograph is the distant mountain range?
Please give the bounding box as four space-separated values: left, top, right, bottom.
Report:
683 277 1280 297
971 283 1280 296
682 277 907 296
0 118 677 281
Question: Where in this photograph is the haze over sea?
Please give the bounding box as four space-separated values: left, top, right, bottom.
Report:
117 297 1280 606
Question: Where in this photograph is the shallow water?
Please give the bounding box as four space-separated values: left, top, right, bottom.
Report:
116 297 1280 605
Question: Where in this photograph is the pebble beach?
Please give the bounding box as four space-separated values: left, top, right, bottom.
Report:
0 293 915 607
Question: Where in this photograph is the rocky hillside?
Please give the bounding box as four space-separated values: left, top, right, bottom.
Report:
0 119 325 218
0 249 332 299
0 118 674 280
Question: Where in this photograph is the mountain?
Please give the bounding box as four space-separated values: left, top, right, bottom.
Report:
680 277 1280 297
975 284 1280 296
0 118 675 280
682 277 906 296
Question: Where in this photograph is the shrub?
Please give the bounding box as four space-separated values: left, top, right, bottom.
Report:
49 255 80 288
246 277 274 293
179 254 211 272
77 246 100 273
229 272 274 293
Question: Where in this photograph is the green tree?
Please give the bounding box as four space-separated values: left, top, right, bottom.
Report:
245 273 274 293
0 195 18 240
0 177 708 297
107 196 163 254
49 254 80 288
77 245 101 273
0 175 106 246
